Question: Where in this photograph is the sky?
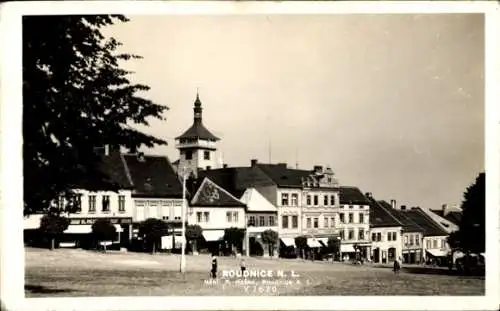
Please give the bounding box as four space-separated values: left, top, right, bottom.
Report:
103 13 484 210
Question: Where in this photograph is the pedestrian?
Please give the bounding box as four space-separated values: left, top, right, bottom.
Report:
240 258 246 274
393 257 401 274
211 252 218 279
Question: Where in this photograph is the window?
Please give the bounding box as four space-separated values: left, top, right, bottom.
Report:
196 212 202 223
340 230 345 240
415 235 420 246
359 229 365 240
88 195 96 212
291 193 298 206
233 212 238 222
248 215 256 226
292 216 298 228
282 215 289 229
269 215 275 226
359 213 364 224
409 235 414 246
433 239 438 249
349 205 354 209
102 195 110 212
162 216 169 221
330 195 335 205
392 232 397 241
330 217 335 227
204 212 210 222
404 235 408 245
441 239 446 249
339 213 345 223
348 213 354 224
388 232 392 241
281 193 289 206
204 151 210 160
324 217 329 228
118 195 125 212
259 216 265 226
57 195 65 210
313 195 318 206
377 232 382 242
323 195 328 206
226 211 232 222
185 150 193 160
313 218 319 228
306 195 311 206
306 218 311 229
348 229 354 240
426 240 431 249
372 233 377 242
71 194 82 212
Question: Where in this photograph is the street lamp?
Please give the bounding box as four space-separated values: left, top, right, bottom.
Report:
180 168 188 273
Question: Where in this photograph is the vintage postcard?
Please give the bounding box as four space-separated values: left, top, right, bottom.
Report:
0 1 498 311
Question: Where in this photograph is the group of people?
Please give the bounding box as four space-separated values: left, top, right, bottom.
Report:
210 253 247 278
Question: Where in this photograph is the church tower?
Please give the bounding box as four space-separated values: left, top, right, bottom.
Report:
175 92 220 177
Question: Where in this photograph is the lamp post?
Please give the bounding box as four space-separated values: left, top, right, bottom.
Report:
180 169 187 273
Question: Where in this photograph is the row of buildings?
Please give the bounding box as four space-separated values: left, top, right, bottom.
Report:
23 93 462 264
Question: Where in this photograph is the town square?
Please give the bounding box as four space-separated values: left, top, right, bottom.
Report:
10 3 491 306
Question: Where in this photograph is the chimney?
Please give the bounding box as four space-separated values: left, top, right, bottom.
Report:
390 199 397 209
223 164 228 168
251 159 258 167
442 204 448 215
400 205 406 211
365 192 372 199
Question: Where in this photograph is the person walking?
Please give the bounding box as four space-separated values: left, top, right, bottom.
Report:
240 258 246 274
393 256 401 274
211 253 218 279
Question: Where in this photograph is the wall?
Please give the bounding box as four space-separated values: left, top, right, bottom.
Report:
338 204 370 244
423 235 450 260
65 189 133 219
133 198 185 223
277 188 302 237
188 206 246 230
178 141 217 176
370 226 403 263
301 188 340 237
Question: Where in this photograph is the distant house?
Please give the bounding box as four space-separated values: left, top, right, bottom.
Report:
338 187 371 260
429 204 461 233
403 207 450 264
378 201 425 264
188 177 247 254
24 146 135 249
367 197 403 264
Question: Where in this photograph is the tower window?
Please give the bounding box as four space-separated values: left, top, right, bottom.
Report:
204 151 210 160
185 150 193 160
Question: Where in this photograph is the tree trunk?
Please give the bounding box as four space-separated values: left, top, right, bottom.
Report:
193 239 198 254
103 241 107 253
50 237 55 250
152 239 156 255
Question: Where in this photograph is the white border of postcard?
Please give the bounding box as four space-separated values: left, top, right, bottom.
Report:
1 1 499 311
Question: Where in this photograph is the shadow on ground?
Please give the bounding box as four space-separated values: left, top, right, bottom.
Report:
402 267 485 277
25 285 77 294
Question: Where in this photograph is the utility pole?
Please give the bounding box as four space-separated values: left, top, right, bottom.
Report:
180 168 187 273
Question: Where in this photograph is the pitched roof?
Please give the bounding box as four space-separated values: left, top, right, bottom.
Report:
339 187 370 205
198 167 276 198
76 151 134 190
368 199 403 228
122 154 183 198
175 122 219 141
190 177 246 207
402 207 449 236
240 188 277 212
256 164 312 188
431 210 462 226
378 201 424 233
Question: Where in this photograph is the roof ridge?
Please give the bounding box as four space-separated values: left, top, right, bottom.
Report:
412 207 448 234
374 200 404 226
396 209 425 231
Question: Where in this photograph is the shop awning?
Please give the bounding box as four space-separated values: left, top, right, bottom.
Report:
307 238 322 248
340 244 355 253
202 230 225 242
426 249 448 257
65 225 92 234
317 237 329 247
280 237 296 247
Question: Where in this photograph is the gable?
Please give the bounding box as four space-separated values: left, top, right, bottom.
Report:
240 188 277 212
191 178 246 207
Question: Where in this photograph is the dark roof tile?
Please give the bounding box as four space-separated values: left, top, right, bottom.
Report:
175 123 219 141
368 199 403 228
402 208 449 236
339 187 370 205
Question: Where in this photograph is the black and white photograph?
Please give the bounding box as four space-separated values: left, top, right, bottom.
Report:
1 1 498 311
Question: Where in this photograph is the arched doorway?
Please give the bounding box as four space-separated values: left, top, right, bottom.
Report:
388 247 396 262
373 248 380 263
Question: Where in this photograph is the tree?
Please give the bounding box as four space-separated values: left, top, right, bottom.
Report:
223 227 245 254
454 173 485 254
185 224 203 254
327 237 340 256
294 236 308 259
39 214 70 250
261 229 279 257
23 15 168 215
139 218 170 254
91 219 117 252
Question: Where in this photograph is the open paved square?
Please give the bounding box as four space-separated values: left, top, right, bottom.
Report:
24 248 484 296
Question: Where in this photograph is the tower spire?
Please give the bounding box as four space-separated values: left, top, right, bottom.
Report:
193 90 202 124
